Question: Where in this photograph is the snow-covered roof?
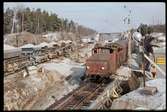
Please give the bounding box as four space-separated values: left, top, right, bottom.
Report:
36 42 49 48
47 41 59 47
20 44 35 48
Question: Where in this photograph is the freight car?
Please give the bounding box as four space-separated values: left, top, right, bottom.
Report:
83 39 133 80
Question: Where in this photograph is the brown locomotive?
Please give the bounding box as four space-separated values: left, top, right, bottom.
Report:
84 39 132 80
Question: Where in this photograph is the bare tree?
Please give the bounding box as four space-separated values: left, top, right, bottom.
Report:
17 4 26 32
11 7 17 33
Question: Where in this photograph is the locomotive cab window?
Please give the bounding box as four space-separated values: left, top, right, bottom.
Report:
93 48 112 54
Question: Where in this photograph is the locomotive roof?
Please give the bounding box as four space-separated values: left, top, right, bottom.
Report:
86 54 111 61
93 43 122 50
93 40 128 51
115 40 128 47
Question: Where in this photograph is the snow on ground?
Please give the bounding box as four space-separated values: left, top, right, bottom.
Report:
4 66 50 110
30 58 85 109
4 44 17 50
111 78 166 110
150 32 165 38
4 57 85 110
41 58 85 78
115 66 131 80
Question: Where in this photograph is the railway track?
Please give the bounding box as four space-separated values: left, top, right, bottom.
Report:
46 79 111 110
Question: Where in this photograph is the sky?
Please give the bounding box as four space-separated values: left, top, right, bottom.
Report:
4 2 165 33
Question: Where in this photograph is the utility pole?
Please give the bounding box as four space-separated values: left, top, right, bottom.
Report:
142 39 146 87
123 5 132 69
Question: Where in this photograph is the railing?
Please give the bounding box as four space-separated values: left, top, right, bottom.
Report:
144 54 165 77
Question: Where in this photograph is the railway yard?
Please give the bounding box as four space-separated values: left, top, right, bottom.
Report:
3 2 166 111
3 32 166 110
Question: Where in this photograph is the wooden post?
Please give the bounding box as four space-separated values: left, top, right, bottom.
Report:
128 31 132 77
128 31 131 61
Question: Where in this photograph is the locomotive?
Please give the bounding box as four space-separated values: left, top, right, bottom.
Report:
83 39 135 80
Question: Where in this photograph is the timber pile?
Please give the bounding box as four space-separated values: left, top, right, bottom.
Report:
4 66 64 110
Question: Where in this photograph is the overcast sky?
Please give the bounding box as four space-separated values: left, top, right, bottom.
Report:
4 2 165 33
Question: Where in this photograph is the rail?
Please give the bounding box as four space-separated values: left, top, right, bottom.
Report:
46 79 109 110
88 79 122 109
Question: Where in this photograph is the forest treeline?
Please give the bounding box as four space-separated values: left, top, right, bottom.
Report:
4 7 96 36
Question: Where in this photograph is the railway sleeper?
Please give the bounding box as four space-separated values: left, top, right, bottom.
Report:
81 102 91 107
104 99 112 108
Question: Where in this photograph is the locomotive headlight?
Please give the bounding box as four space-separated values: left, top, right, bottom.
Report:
101 67 105 70
86 66 90 69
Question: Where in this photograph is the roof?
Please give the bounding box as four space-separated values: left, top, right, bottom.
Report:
20 44 35 48
87 54 111 61
36 42 49 48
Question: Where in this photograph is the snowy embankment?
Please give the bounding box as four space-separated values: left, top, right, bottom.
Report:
29 58 85 109
4 57 85 110
111 78 166 110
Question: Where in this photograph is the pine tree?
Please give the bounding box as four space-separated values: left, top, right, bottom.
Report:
4 7 96 35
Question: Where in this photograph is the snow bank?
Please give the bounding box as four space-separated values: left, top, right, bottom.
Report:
111 78 166 110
